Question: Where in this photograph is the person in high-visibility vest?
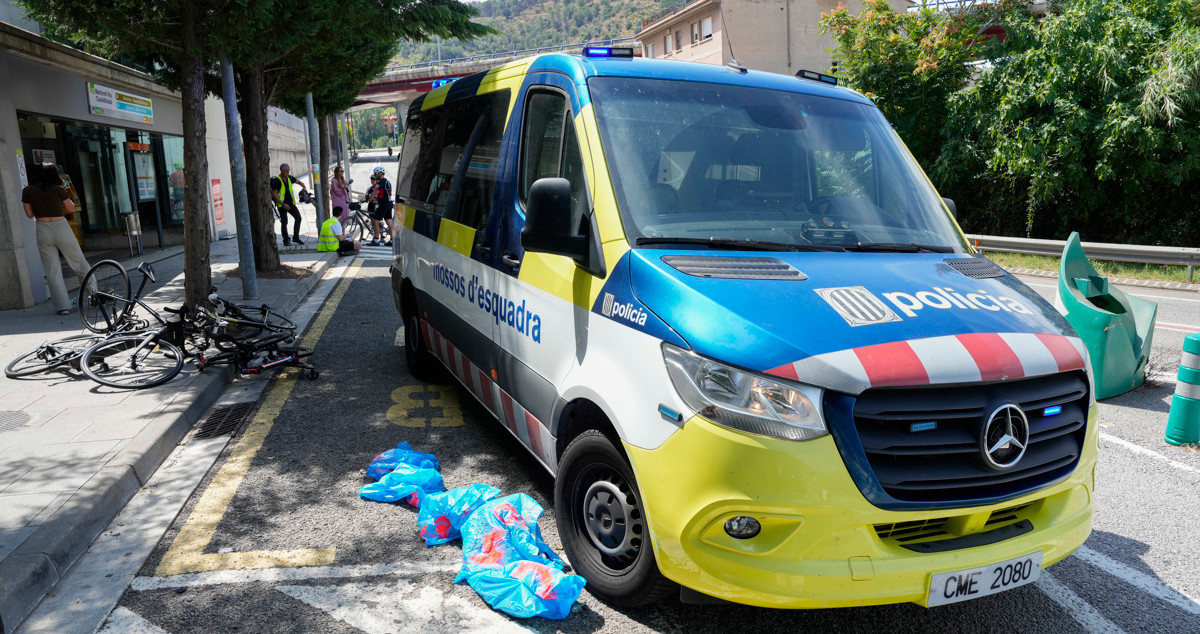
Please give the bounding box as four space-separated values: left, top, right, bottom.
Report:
318 205 361 255
271 163 310 246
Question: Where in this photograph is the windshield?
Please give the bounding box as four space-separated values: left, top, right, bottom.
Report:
587 77 967 252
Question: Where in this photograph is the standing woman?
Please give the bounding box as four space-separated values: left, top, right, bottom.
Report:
330 166 350 219
22 162 91 315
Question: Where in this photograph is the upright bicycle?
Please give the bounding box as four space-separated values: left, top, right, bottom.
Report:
76 260 186 389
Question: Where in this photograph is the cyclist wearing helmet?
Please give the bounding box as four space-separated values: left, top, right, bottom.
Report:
366 166 393 247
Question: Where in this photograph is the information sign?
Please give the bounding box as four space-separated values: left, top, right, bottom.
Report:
87 82 154 125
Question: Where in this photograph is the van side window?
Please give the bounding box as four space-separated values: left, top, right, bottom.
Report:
398 107 446 210
435 90 509 229
520 90 589 232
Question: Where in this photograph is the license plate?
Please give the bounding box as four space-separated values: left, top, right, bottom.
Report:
927 551 1043 607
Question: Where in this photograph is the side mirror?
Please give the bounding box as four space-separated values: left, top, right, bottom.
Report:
942 197 958 219
521 178 605 277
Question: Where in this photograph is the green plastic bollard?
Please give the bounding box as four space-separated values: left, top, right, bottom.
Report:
1164 333 1200 446
1056 232 1158 399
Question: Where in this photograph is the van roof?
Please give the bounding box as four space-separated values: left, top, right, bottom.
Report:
413 53 873 113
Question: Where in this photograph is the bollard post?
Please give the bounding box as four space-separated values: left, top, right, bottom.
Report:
1164 333 1200 446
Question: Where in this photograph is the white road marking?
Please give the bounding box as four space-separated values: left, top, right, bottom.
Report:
395 326 405 348
277 578 528 633
131 560 460 591
1073 546 1200 615
1037 571 1127 634
1101 433 1200 474
98 607 172 634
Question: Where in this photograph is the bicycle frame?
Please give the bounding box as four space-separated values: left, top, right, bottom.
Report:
88 263 166 334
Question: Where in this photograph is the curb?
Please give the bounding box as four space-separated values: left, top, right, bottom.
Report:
0 252 336 634
1005 267 1200 293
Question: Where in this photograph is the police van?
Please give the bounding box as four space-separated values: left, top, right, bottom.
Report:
390 47 1096 609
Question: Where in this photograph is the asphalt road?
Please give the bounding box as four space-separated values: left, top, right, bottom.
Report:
67 261 1200 633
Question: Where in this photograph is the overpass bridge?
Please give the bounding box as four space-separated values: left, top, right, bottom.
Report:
351 37 638 111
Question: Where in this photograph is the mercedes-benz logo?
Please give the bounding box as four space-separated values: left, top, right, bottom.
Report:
980 404 1029 471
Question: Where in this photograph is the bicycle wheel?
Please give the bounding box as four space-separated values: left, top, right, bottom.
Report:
80 335 183 389
346 215 370 241
79 260 130 334
230 306 297 337
5 334 99 378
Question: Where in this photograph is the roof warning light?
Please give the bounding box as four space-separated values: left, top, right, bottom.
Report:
583 46 635 59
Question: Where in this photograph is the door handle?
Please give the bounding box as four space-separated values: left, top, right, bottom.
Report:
501 253 521 268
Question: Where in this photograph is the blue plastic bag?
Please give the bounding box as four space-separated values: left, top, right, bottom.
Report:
455 493 585 619
365 441 439 481
359 463 444 507
463 560 587 620
418 484 502 546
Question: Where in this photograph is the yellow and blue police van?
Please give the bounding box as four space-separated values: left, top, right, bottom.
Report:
390 47 1096 609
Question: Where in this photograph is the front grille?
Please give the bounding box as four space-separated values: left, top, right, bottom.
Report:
874 503 1038 549
838 371 1088 507
875 517 949 542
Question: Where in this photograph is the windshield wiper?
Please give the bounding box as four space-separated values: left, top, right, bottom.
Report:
843 242 954 253
635 237 845 252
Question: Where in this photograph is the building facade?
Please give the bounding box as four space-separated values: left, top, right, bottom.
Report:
637 0 912 76
0 6 310 310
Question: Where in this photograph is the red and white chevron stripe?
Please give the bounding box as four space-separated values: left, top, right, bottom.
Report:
419 320 556 470
767 332 1088 392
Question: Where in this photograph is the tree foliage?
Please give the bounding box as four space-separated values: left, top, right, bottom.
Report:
823 0 1200 246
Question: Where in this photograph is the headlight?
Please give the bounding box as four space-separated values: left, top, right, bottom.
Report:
663 343 826 441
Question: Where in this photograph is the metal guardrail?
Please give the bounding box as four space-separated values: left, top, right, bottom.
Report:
967 234 1200 283
381 38 640 74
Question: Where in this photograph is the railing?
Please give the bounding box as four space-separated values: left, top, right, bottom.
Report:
381 38 640 74
967 234 1200 283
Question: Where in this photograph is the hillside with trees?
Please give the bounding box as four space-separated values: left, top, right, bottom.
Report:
391 0 668 63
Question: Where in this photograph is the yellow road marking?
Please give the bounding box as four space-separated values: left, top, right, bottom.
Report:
387 385 463 428
155 260 362 576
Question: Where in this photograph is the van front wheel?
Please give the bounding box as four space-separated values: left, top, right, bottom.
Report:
555 430 675 607
404 311 441 381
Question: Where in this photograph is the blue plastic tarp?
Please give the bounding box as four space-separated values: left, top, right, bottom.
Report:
418 484 502 546
454 493 585 620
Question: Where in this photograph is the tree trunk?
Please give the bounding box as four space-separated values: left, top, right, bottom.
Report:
318 114 330 222
181 8 211 307
237 61 280 273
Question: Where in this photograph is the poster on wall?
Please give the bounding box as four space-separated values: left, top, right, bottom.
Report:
58 172 84 244
133 152 156 201
32 149 56 166
211 179 225 225
15 149 27 187
87 82 154 125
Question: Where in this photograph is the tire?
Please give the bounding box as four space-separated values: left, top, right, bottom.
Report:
81 335 184 389
231 306 297 337
5 334 97 377
343 216 365 242
79 260 130 334
403 309 442 382
555 429 676 607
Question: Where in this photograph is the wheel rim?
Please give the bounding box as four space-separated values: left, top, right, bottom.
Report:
579 467 644 568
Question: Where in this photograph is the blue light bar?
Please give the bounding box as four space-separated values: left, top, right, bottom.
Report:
1043 406 1062 417
431 78 456 89
583 46 634 59
910 421 937 433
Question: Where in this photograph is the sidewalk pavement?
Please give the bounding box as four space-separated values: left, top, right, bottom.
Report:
0 228 337 633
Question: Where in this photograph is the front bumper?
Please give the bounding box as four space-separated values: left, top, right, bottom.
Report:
623 404 1097 608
